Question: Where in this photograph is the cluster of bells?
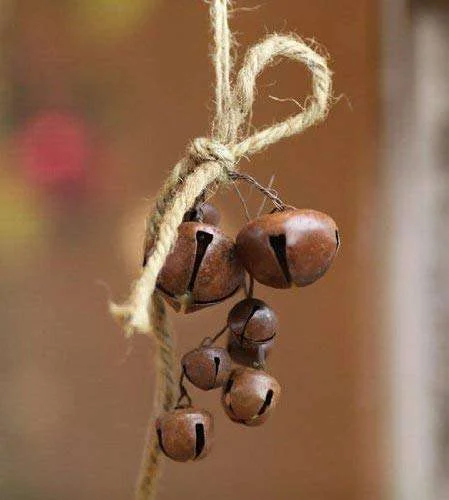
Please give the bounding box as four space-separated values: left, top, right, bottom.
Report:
147 201 340 463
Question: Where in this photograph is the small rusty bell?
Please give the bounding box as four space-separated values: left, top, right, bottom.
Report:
156 408 213 462
227 334 273 368
228 298 278 345
227 298 277 367
183 203 221 226
222 368 281 426
236 209 339 289
182 346 232 391
152 222 244 313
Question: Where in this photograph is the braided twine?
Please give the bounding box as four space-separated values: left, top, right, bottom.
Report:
110 1 333 499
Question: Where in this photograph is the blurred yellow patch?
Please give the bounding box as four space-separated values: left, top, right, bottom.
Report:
74 0 160 41
0 170 45 258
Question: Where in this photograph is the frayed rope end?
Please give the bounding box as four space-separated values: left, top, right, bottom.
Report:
109 301 152 338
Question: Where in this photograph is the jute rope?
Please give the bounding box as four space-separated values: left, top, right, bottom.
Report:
135 294 176 500
110 1 333 499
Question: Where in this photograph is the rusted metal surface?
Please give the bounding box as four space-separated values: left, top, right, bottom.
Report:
182 346 232 391
156 408 214 462
236 209 339 288
222 368 281 426
156 222 245 312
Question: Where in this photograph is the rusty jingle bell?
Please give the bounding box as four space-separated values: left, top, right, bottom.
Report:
156 408 214 462
226 335 274 368
222 367 281 426
150 220 244 313
236 208 339 288
182 346 232 391
227 298 277 367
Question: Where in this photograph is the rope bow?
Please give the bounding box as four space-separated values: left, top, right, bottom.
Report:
110 0 332 337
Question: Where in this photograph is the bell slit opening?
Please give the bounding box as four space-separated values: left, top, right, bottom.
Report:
187 230 214 291
241 303 264 345
194 423 206 458
257 389 274 416
269 234 291 284
213 356 221 383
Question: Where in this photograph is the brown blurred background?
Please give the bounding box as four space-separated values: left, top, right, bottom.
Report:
1 1 448 499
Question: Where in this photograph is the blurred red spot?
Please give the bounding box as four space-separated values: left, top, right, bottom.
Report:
19 111 89 188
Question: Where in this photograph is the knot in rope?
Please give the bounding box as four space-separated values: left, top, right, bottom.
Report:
189 137 236 171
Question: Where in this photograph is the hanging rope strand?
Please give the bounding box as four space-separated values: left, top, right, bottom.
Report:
135 295 176 500
111 2 333 498
211 0 233 142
